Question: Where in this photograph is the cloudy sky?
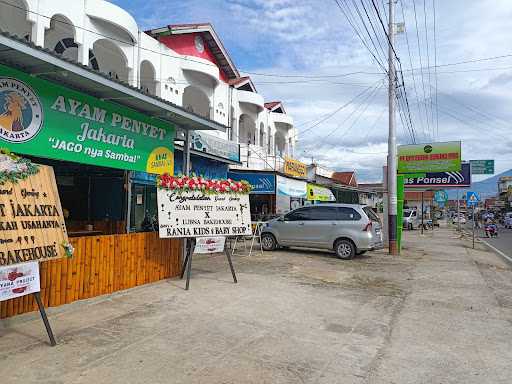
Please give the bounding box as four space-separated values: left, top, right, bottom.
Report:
113 0 512 182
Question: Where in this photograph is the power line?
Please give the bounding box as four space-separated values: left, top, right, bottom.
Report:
301 81 385 147
423 0 435 140
292 80 385 140
4 0 512 80
432 0 439 140
358 0 388 62
398 0 427 141
411 0 432 140
369 0 417 142
240 70 382 78
370 0 401 61
324 82 385 142
395 81 416 142
332 0 388 73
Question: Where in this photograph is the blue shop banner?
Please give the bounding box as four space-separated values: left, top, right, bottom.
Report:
228 171 275 194
175 151 228 180
404 163 471 188
191 132 240 162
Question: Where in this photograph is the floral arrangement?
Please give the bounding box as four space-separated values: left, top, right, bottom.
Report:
61 241 75 258
0 148 39 185
157 173 252 195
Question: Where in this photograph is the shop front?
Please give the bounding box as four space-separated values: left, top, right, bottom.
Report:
228 170 276 221
130 146 238 232
0 50 223 318
275 175 307 214
306 183 336 203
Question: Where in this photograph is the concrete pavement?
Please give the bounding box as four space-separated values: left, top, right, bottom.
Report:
1 227 512 383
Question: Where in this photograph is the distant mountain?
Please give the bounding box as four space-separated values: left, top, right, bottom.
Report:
447 169 512 199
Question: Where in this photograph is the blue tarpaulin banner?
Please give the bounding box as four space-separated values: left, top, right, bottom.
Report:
228 171 275 194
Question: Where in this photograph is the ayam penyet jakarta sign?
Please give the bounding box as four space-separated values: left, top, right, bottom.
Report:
157 175 252 238
0 64 175 175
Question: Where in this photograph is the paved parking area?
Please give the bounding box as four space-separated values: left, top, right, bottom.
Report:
1 228 512 383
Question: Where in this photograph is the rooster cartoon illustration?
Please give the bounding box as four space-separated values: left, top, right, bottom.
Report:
0 92 27 132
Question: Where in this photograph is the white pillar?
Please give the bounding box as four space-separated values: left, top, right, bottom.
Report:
31 20 45 47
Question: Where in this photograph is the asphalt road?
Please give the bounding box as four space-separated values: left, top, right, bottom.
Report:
463 221 512 260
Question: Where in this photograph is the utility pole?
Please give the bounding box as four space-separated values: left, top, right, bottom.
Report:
387 0 398 254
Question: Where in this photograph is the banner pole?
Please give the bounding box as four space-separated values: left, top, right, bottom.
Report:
472 205 475 249
33 292 56 346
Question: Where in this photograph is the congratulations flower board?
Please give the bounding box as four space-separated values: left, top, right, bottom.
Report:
0 152 70 266
157 175 252 239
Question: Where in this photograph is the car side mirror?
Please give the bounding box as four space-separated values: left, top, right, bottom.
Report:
278 216 285 222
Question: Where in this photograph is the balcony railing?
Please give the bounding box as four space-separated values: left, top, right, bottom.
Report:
234 143 290 172
271 112 294 127
237 90 264 111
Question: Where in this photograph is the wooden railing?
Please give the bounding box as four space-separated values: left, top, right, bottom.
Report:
0 232 181 319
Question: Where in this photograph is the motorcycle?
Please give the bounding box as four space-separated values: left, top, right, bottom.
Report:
484 223 498 238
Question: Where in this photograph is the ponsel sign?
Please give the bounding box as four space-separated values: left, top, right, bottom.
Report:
0 64 174 174
398 141 461 173
404 163 471 188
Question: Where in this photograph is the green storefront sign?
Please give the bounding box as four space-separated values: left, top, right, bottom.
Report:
0 64 174 174
398 141 461 174
469 159 494 175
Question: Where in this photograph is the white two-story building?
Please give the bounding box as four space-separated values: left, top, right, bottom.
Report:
0 0 297 172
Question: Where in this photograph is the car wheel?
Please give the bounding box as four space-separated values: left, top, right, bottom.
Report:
335 239 355 260
261 233 277 251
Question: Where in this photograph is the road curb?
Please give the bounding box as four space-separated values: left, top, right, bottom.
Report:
479 238 512 265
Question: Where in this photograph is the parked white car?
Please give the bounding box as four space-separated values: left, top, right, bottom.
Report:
452 215 467 225
403 209 419 230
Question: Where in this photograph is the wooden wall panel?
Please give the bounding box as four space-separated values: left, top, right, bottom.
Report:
0 233 181 319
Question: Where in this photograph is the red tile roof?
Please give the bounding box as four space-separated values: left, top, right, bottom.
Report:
265 101 286 113
228 76 250 86
332 171 357 187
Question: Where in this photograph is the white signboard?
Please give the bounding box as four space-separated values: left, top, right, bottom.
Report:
276 175 307 198
0 261 40 302
157 190 252 238
194 237 226 254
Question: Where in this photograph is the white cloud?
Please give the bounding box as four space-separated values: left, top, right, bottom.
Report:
115 0 512 182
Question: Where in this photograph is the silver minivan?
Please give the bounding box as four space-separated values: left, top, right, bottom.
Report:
261 204 383 259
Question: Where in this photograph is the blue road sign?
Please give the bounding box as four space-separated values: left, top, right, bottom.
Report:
434 190 448 203
466 191 480 207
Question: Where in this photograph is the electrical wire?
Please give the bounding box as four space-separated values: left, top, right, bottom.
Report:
411 0 432 140
369 0 417 143
423 0 435 141
4 0 512 80
332 0 388 73
301 81 385 148
292 79 385 141
398 0 427 141
357 0 388 62
432 0 439 140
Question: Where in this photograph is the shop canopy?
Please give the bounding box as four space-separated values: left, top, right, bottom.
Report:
0 31 226 133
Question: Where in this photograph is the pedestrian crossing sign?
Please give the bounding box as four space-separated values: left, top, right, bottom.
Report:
466 191 480 207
